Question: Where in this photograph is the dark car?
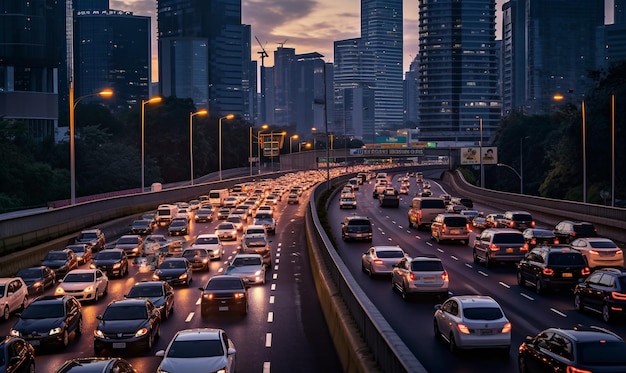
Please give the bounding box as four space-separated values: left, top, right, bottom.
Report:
16 266 56 295
459 198 473 208
199 275 249 317
522 228 559 250
553 220 597 244
167 219 189 236
182 248 212 271
141 213 158 229
194 207 214 223
341 215 373 242
500 211 535 230
0 336 35 373
518 326 626 373
129 220 153 235
152 257 192 286
472 228 528 267
114 235 144 258
10 295 82 349
75 229 106 253
90 249 129 278
54 357 137 373
65 244 92 265
574 268 626 323
93 298 161 355
125 281 175 320
517 245 590 294
42 249 79 279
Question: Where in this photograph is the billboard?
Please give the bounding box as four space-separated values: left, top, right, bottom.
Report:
460 147 498 165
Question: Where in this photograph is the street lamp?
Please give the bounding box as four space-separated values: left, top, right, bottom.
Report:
497 163 522 194
141 96 162 192
69 84 113 204
257 124 269 174
290 134 299 154
268 131 286 172
475 115 484 188
189 109 208 185
219 114 235 181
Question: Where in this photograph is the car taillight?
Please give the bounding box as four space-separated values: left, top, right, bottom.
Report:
501 322 512 333
509 221 515 228
489 243 500 251
581 267 590 276
408 273 415 281
442 224 447 232
530 238 537 245
566 366 592 373
456 324 470 334
554 238 560 244
589 250 599 255
521 243 529 252
441 271 449 282
531 221 536 227
611 292 626 300
373 259 384 265
542 268 554 276
466 224 471 231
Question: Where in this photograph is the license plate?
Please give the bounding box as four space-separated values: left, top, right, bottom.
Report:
112 342 126 349
355 233 364 237
423 277 435 283
219 306 229 311
481 330 494 335
450 229 459 234
562 273 573 278
506 248 514 253
29 340 40 346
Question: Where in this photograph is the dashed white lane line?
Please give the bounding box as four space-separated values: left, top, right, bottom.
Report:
550 308 567 317
436 248 444 253
478 271 489 277
269 295 275 304
265 333 272 347
521 293 534 301
398 225 404 229
217 268 224 273
392 220 396 224
465 263 473 268
450 255 459 261
195 297 201 305
499 282 511 289
267 312 274 323
377 227 384 232
263 362 271 373
415 235 421 240
185 312 194 322
425 242 433 247
271 284 276 291
273 273 278 280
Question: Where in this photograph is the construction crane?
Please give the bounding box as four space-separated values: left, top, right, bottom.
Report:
277 39 288 48
255 36 269 67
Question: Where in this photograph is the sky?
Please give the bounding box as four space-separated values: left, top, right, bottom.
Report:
111 0 611 83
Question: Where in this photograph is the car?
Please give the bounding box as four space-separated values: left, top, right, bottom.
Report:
553 220 597 243
90 249 129 278
517 245 590 294
226 215 245 232
257 205 274 217
152 257 193 286
54 357 137 373
155 328 236 373
222 196 239 208
0 277 28 321
399 185 409 195
574 268 626 323
216 207 231 220
0 336 35 373
408 196 446 229
287 193 299 204
439 194 452 205
392 255 449 300
75 229 106 252
143 234 182 257
459 198 473 208
265 195 278 205
460 209 480 222
518 326 626 373
472 228 528 267
341 215 373 242
93 298 161 355
188 199 201 210
499 210 535 230
113 235 144 258
472 216 488 229
194 207 214 222
141 213 158 229
522 228 560 250
225 254 267 285
570 237 624 269
446 204 467 214
198 275 249 317
339 196 358 209
361 246 407 277
175 208 191 222
168 218 189 236
484 213 504 228
55 269 109 302
190 234 224 261
253 212 276 234
129 219 153 235
10 295 82 348
125 281 175 320
215 222 238 241
430 213 471 244
41 249 79 279
240 234 272 268
16 266 56 295
433 295 511 353
244 225 267 237
65 244 92 265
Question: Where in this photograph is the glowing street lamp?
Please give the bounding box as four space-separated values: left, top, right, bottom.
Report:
141 96 162 192
219 114 235 181
290 134 299 154
189 109 208 185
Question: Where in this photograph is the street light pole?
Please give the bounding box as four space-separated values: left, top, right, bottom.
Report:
189 109 208 186
581 99 587 203
497 163 522 193
69 82 113 204
475 115 484 188
141 96 162 192
218 114 235 181
257 124 269 174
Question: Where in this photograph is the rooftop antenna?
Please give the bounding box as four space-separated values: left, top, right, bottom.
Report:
277 39 288 48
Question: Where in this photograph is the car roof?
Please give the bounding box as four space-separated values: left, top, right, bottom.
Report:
371 246 404 252
483 228 523 234
452 295 499 307
56 357 130 373
574 237 615 243
197 233 219 238
109 298 150 306
131 281 164 287
411 255 442 262
233 253 263 259
30 295 71 304
80 229 100 233
65 269 99 274
545 326 624 343
0 277 22 284
534 245 579 253
99 248 124 254
174 328 222 342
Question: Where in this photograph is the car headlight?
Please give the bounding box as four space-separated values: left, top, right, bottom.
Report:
254 270 262 276
9 329 20 337
33 281 42 288
55 287 65 295
49 327 62 335
152 272 160 280
234 292 245 299
135 327 148 337
178 272 188 280
84 285 94 293
89 263 96 269
113 262 121 269
94 330 104 338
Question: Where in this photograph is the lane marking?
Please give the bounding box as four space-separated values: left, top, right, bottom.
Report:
520 293 534 301
398 225 403 229
185 312 194 322
465 263 473 268
450 255 459 261
195 297 201 305
425 242 432 247
269 295 275 304
436 248 444 253
550 308 567 317
499 282 510 289
274 265 279 271
392 220 396 224
415 235 421 240
273 273 278 279
271 284 276 291
217 268 224 273
263 362 271 373
265 333 272 347
267 312 274 323
478 271 489 277
276 252 281 257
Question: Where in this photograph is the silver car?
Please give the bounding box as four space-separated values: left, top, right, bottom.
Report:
570 237 624 268
361 246 407 277
55 269 108 302
224 254 266 285
156 328 236 373
392 256 449 300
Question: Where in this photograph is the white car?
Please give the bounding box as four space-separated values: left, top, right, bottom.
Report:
224 254 266 285
570 237 624 268
55 269 108 302
434 295 511 353
392 256 449 300
215 222 238 241
0 277 28 321
156 328 236 373
191 234 224 260
361 246 407 277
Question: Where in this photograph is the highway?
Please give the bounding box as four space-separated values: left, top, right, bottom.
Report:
326 169 626 372
0 184 341 372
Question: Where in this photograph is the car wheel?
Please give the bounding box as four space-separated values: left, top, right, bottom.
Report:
242 301 248 316
361 263 367 273
408 220 413 228
94 290 99 302
602 303 612 323
535 278 543 295
3 306 9 321
61 330 69 348
20 297 27 311
574 294 584 312
154 324 161 340
516 271 526 287
449 334 457 353
146 330 153 351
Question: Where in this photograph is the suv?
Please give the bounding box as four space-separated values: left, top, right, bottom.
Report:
75 229 106 252
10 295 82 348
499 211 535 230
0 277 28 321
518 326 626 372
430 214 471 244
341 215 373 242
391 255 449 300
517 245 590 294
253 212 276 234
408 197 446 230
574 268 626 323
553 220 597 243
472 228 528 267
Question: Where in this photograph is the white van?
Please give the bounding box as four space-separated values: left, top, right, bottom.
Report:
208 189 229 206
156 204 177 226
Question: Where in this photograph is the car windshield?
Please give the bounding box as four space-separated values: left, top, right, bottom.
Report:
376 250 405 259
513 214 532 221
196 237 219 245
45 252 67 260
420 200 445 208
68 245 86 253
578 341 626 364
133 221 150 227
232 257 262 266
463 306 503 320
17 268 42 279
128 286 163 298
255 214 271 220
145 236 166 243
198 209 212 214
227 217 242 223
218 223 234 230
183 250 207 259
103 305 147 320
170 221 186 227
97 251 121 260
205 278 243 290
160 260 186 269
78 232 97 240
589 241 618 249
492 233 525 244
532 230 554 238
63 273 95 282
548 253 586 265
444 217 468 226
118 237 139 245
411 261 443 271
21 303 64 319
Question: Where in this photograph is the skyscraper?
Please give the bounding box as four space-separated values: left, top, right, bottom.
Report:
418 0 500 145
